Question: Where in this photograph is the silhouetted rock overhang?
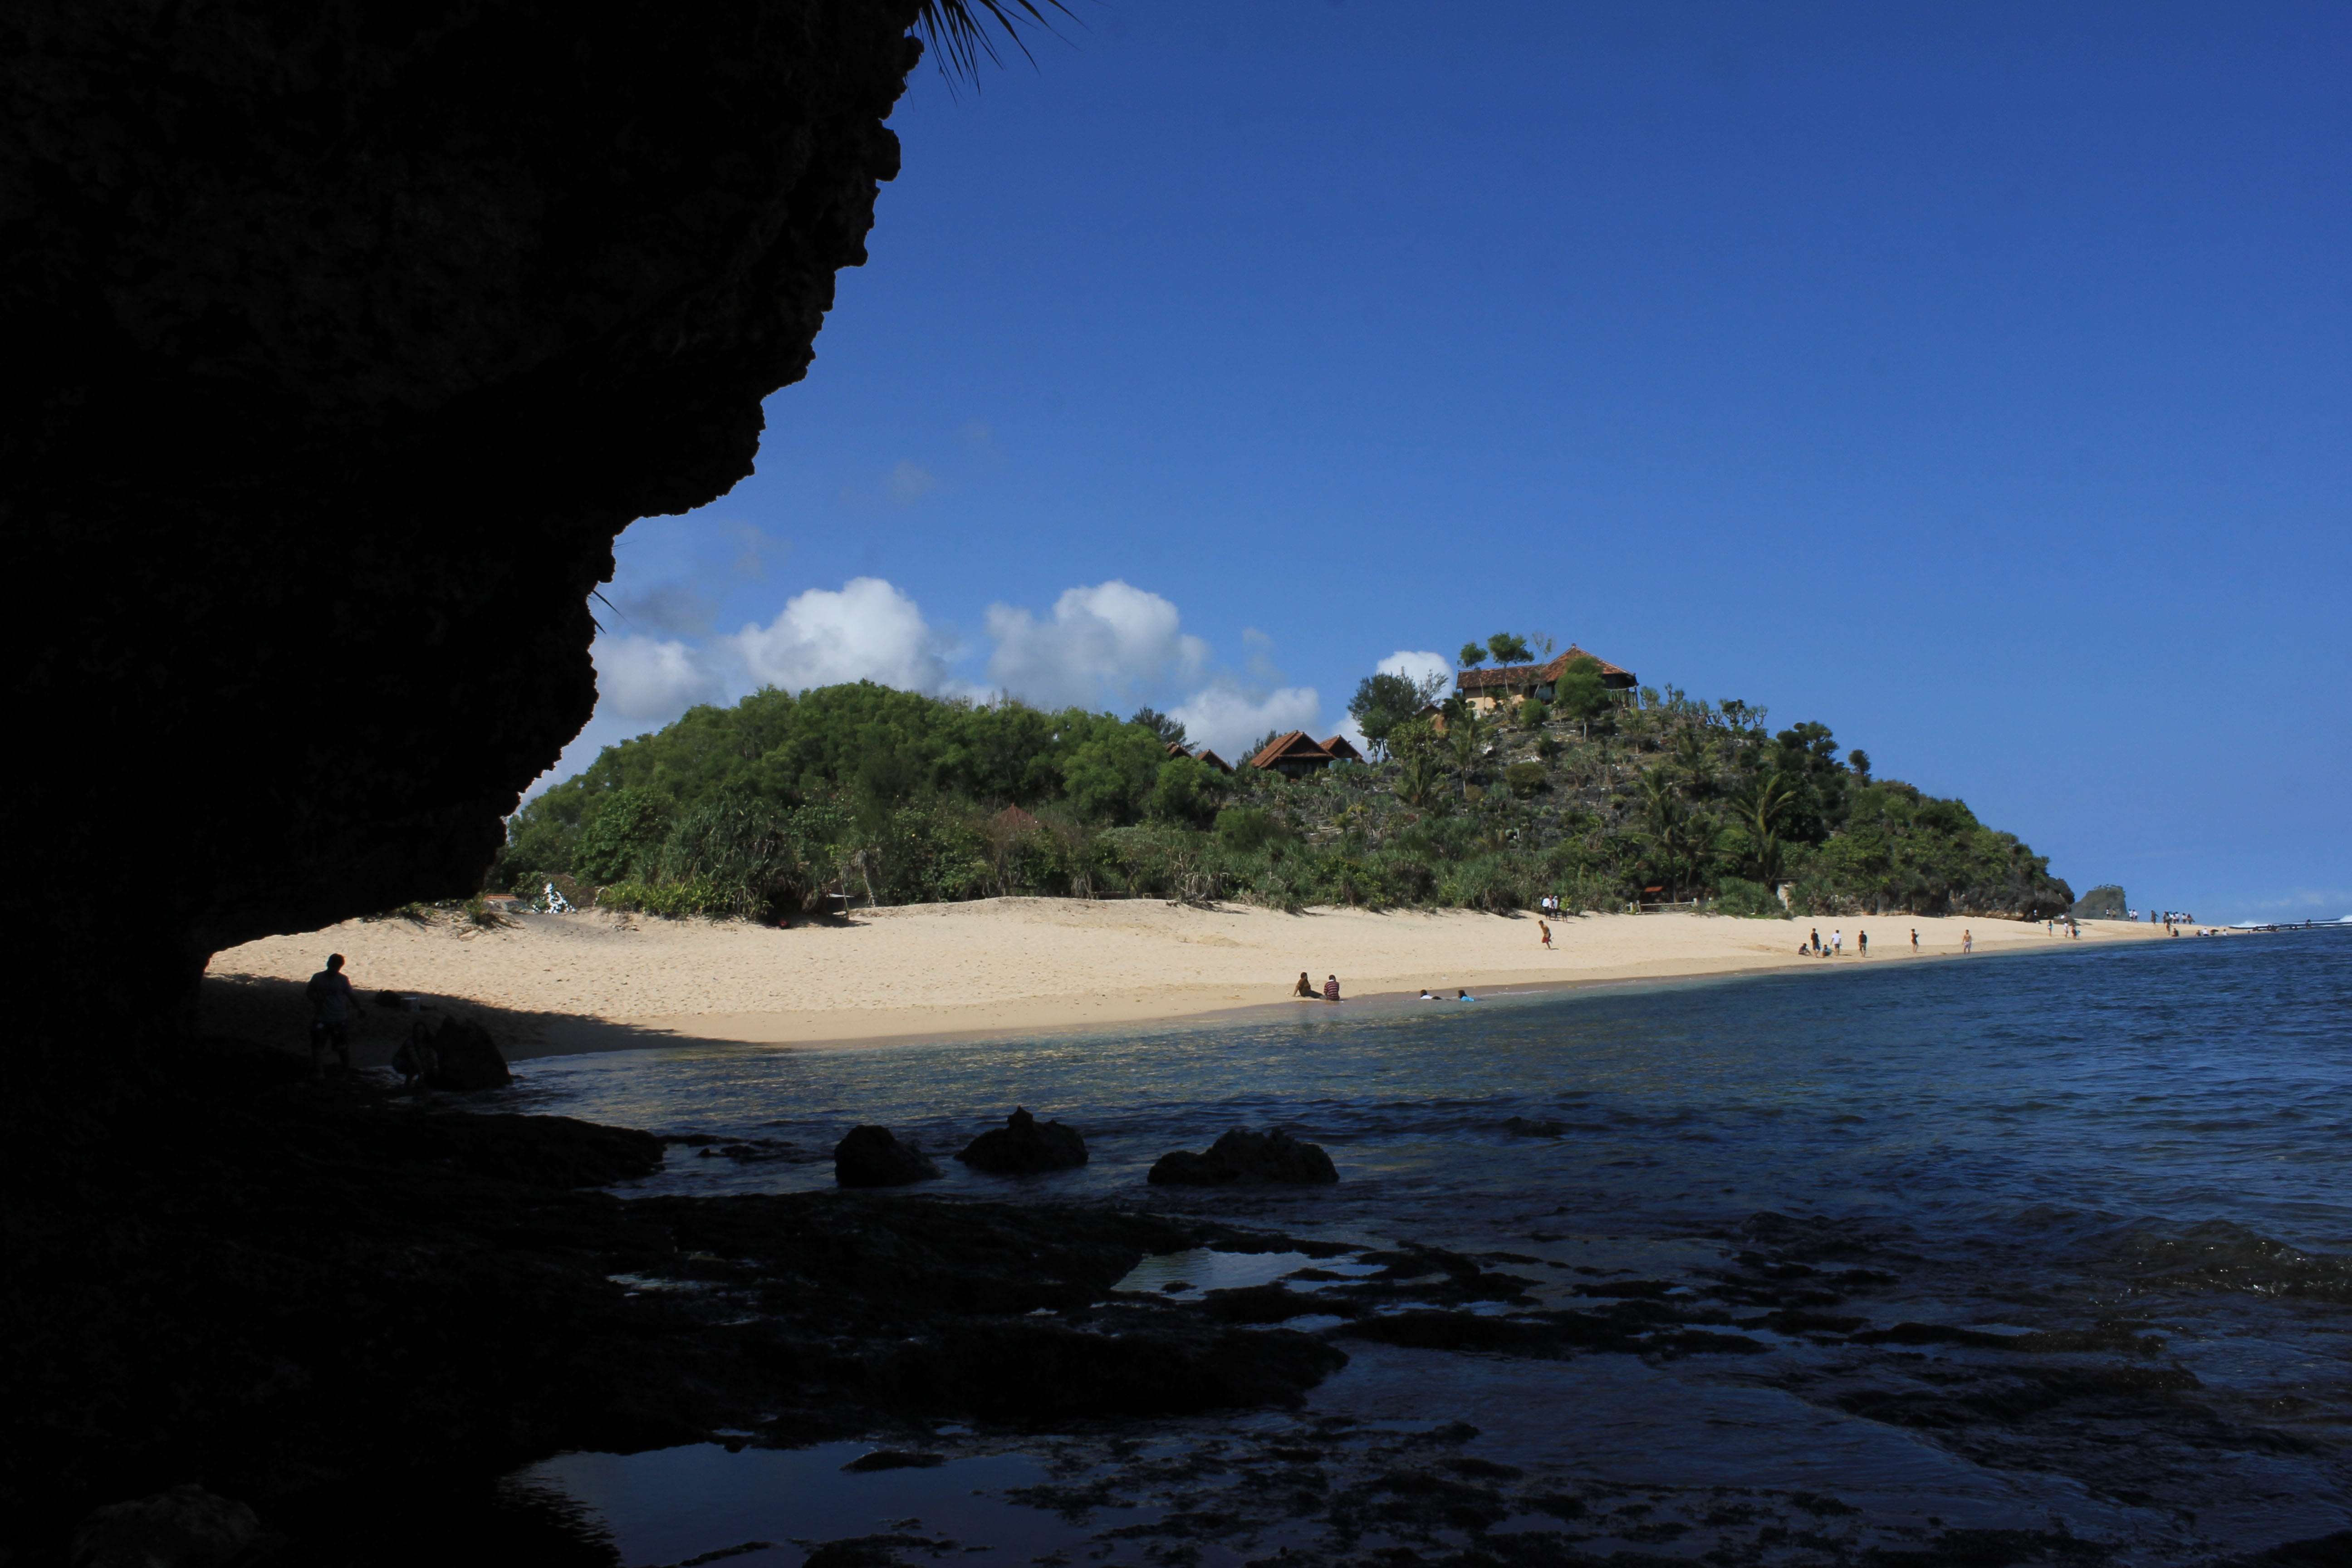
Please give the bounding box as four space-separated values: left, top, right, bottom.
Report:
2 0 924 1027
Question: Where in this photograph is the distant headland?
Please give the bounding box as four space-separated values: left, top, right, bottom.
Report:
491 631 2079 926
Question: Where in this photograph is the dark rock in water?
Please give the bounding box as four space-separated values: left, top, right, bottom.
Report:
1149 1128 1338 1186
1196 1282 1361 1324
6 2 925 1032
841 1450 945 1472
422 1019 512 1091
834 1126 939 1188
804 1536 958 1568
394 1112 663 1188
697 1139 808 1165
72 1483 258 1568
1504 1116 1565 1137
957 1106 1088 1173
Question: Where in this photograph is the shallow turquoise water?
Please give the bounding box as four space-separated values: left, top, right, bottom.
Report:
506 930 2352 1566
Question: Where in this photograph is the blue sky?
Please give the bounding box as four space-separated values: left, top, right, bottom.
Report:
558 0 2350 924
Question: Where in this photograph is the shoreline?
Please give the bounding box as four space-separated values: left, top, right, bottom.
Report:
203 901 2187 1065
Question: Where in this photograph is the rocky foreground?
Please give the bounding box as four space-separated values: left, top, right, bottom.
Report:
0 1041 1357 1564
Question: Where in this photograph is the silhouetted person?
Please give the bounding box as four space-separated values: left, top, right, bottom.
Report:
306 954 358 1078
391 1021 438 1091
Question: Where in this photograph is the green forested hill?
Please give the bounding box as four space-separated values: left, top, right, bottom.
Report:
495 674 2073 922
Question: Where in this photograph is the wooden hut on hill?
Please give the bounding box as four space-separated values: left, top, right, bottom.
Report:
1455 644 1637 715
1166 739 1235 774
1320 734 1365 763
1248 731 1335 779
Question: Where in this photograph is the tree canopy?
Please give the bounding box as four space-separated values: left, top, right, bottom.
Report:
493 671 2073 926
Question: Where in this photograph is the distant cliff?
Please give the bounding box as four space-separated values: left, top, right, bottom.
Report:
2 0 922 1026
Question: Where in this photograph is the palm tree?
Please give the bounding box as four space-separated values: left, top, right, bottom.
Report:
1731 771 1798 889
1635 767 1708 901
1448 705 1486 799
916 1 1073 81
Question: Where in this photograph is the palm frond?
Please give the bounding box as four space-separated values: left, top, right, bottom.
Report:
914 0 1076 84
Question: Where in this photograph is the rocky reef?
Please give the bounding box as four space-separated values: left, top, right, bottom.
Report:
0 1042 1348 1562
2 0 922 1026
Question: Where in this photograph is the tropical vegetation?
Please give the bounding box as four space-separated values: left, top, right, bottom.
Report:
491 649 2074 925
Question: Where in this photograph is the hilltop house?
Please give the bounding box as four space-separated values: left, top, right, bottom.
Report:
1246 732 1365 779
1455 645 1637 715
1166 740 1235 774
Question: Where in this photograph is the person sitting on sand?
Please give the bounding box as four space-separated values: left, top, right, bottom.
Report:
305 953 358 1080
1456 989 1476 1001
1293 972 1317 999
1323 975 1341 1002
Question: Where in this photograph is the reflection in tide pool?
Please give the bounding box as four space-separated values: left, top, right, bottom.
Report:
519 1443 1079 1568
514 930 2352 1565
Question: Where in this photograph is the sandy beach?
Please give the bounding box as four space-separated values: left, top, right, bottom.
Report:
201 899 2181 1063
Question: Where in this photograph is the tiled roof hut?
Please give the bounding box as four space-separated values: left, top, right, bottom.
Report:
1248 730 1335 779
1455 645 1637 712
1167 739 1235 774
1320 734 1366 763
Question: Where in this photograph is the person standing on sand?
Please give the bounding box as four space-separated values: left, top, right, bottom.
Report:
1962 929 1974 953
1539 919 1553 950
1858 931 1868 956
1808 928 1821 954
1911 928 1919 951
1292 972 1317 999
1832 929 1842 957
1323 975 1342 1002
306 953 358 1079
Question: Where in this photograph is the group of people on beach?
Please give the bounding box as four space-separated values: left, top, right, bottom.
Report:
1796 926 1971 956
1291 972 1477 1003
1800 927 1872 957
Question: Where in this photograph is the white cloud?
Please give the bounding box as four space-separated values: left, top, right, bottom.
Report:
985 580 1209 710
731 576 965 696
1171 685 1323 760
1377 649 1455 697
592 633 726 722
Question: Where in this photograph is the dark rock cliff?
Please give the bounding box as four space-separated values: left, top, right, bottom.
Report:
3 0 921 1025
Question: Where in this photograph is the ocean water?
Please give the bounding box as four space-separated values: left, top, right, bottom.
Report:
504 931 2352 1567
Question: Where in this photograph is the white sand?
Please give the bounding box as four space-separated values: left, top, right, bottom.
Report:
202 900 2178 1063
